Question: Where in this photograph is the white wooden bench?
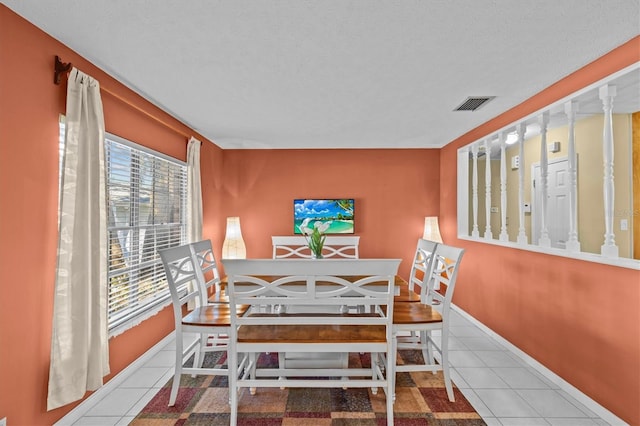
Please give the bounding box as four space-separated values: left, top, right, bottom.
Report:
222 258 400 426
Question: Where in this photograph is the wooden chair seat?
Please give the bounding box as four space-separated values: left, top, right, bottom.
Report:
394 282 421 302
207 291 229 304
391 302 442 324
238 322 387 344
182 304 250 327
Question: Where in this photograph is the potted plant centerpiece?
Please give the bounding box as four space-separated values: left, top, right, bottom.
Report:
299 218 331 259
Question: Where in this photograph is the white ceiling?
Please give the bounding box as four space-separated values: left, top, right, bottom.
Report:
3 0 639 149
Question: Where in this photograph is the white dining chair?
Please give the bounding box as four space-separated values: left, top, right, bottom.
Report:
394 238 438 303
190 239 226 303
158 243 248 406
391 243 465 402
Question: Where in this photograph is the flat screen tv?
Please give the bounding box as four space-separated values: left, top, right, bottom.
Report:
294 199 355 234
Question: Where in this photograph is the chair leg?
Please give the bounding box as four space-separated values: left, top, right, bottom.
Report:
169 332 183 406
386 341 395 426
391 331 398 402
250 352 258 395
441 332 455 402
277 352 287 390
421 330 436 374
192 333 207 377
229 346 239 425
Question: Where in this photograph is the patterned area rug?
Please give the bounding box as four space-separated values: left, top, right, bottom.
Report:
131 350 485 425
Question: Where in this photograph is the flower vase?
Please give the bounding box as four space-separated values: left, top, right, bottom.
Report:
311 252 323 259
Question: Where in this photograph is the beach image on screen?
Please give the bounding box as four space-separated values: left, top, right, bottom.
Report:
294 199 355 234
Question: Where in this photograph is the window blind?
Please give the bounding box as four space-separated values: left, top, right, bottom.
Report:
106 136 187 332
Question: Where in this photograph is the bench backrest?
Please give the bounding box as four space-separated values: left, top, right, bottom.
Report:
271 236 360 259
222 258 399 327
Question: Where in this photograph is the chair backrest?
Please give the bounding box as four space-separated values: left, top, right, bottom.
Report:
271 235 360 259
408 238 438 293
423 244 465 318
190 239 222 295
158 244 207 325
222 258 400 327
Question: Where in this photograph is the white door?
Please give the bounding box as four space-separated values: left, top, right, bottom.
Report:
532 157 571 248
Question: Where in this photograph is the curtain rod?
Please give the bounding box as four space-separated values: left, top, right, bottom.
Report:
54 55 191 140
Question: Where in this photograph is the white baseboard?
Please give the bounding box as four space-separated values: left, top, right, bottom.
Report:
452 304 627 426
54 331 176 426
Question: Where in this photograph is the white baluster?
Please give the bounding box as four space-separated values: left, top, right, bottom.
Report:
516 123 528 244
599 85 619 257
538 112 551 247
471 144 480 237
499 132 508 241
565 101 581 252
484 138 493 239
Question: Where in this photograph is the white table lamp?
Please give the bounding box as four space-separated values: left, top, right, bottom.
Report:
423 216 443 243
222 217 246 259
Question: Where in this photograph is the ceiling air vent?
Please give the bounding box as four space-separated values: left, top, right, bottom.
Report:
454 96 495 112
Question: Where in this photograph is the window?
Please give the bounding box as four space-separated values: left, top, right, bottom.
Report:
59 125 187 334
106 134 187 333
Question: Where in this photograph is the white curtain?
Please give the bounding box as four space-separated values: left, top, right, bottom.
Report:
187 137 203 243
186 138 203 309
47 68 109 410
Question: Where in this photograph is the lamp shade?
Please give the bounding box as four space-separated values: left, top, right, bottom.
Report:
222 217 246 259
423 216 443 243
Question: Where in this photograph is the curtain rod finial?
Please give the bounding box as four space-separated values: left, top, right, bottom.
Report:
54 55 72 85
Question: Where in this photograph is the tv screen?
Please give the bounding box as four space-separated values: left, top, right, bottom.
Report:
294 199 355 234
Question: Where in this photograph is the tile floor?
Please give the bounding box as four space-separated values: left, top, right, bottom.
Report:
66 308 618 426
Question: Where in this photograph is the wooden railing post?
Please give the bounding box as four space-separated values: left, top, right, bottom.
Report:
471 144 480 238
538 112 551 247
499 132 509 241
484 138 493 239
599 85 619 257
516 123 528 244
565 101 581 252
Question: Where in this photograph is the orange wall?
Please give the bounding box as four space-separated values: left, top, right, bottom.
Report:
440 36 640 425
1 4 638 425
218 149 440 278
0 6 225 425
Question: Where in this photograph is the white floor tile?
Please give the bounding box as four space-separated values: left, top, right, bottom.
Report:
126 388 162 416
474 350 522 367
555 390 599 418
498 418 550 425
492 367 551 389
84 388 150 416
431 334 468 350
144 350 176 368
516 389 590 418
546 418 601 425
457 336 503 351
457 389 495 418
449 325 487 337
449 312 472 327
483 417 502 426
154 368 175 388
119 367 171 388
448 350 487 367
450 368 470 389
475 389 539 417
72 417 122 426
115 417 136 426
456 367 510 388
